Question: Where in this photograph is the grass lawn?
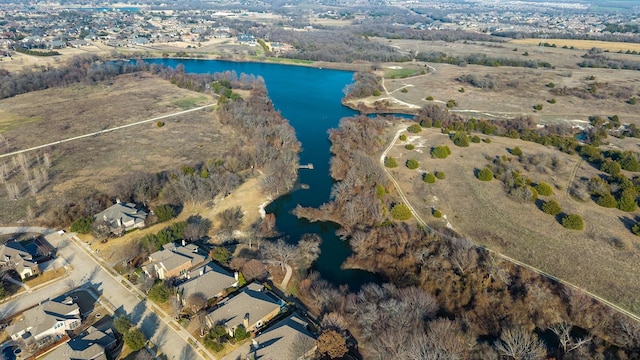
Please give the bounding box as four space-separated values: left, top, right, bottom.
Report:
24 268 67 288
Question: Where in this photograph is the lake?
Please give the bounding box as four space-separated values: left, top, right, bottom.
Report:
144 59 378 289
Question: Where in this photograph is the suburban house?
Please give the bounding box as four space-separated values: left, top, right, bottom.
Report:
143 243 206 280
206 282 284 336
177 262 238 308
6 300 81 342
225 313 317 360
93 200 147 236
0 240 40 279
43 326 116 360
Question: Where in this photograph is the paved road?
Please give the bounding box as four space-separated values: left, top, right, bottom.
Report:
0 228 209 359
379 128 640 323
0 104 216 159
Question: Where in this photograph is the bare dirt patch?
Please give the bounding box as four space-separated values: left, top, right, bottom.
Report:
385 127 640 314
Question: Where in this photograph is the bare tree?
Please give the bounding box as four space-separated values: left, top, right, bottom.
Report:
495 328 547 360
549 323 592 355
241 259 268 282
43 152 51 169
217 206 244 233
289 333 316 360
171 295 182 320
449 238 478 275
262 238 299 271
5 182 20 199
187 292 208 312
0 163 7 183
197 311 209 337
321 312 349 332
16 153 28 176
296 233 322 270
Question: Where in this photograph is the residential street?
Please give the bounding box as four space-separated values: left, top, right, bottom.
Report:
0 228 205 359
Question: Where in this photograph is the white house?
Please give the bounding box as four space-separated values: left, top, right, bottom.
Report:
6 301 81 342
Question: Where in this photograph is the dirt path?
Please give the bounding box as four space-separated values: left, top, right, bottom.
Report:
565 159 584 201
378 128 640 323
0 104 216 159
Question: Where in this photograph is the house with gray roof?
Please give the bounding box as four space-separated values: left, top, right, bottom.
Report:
222 313 317 360
206 282 284 336
0 240 40 279
177 262 238 309
143 243 206 280
42 326 116 360
94 200 147 236
6 300 81 342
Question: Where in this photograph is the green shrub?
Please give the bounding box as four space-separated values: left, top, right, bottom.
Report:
400 87 408 93
511 146 523 156
548 98 556 104
600 159 621 176
124 328 147 351
632 222 640 235
470 135 481 143
628 97 637 105
399 134 407 141
620 154 640 172
535 182 553 196
542 199 561 215
407 124 422 133
433 119 442 128
420 118 433 128
234 325 250 341
433 209 443 218
533 104 543 111
114 316 132 335
406 159 419 169
372 89 381 96
431 145 451 159
426 96 434 101
617 192 637 212
390 203 412 220
596 194 617 208
148 282 171 304
154 204 175 222
477 168 494 181
405 144 415 150
562 214 584 230
384 156 398 168
459 87 465 93
423 173 436 183
546 82 555 88
446 99 456 108
156 121 165 127
70 216 94 234
211 246 232 263
435 171 445 179
483 138 492 143
451 132 469 147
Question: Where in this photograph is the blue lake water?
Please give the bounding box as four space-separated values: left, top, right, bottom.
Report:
144 59 378 289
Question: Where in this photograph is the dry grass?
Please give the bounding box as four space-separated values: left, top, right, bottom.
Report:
24 267 67 288
0 73 228 224
510 38 640 52
386 127 640 314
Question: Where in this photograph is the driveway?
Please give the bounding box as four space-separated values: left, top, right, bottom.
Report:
0 229 205 359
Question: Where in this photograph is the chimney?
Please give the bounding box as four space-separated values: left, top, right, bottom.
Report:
200 268 204 277
234 271 239 281
243 313 249 329
116 198 121 204
182 239 186 246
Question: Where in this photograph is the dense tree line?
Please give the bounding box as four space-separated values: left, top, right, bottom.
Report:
217 79 300 196
493 31 640 44
293 114 640 359
342 71 383 100
578 48 640 71
354 24 500 42
415 51 553 68
252 28 408 62
0 53 223 99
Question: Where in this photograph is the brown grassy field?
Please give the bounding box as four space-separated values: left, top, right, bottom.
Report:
0 73 240 225
359 38 640 125
511 38 640 53
384 126 640 314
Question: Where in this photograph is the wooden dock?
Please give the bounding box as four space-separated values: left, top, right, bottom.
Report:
299 163 314 170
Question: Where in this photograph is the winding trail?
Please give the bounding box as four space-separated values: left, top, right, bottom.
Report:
379 127 640 323
0 104 216 159
565 159 584 201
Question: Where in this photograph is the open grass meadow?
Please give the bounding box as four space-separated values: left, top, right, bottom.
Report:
384 126 640 314
0 73 231 224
